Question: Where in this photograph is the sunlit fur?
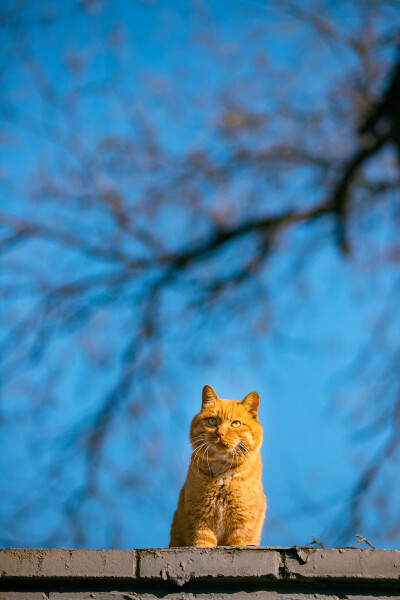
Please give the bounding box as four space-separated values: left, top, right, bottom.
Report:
169 385 266 547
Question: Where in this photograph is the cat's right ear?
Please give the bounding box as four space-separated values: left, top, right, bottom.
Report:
202 385 218 409
241 391 260 417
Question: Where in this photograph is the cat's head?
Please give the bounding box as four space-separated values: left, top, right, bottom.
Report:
190 385 263 461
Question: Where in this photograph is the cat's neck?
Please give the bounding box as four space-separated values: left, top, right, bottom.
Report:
190 450 259 478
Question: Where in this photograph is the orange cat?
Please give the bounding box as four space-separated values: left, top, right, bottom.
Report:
170 385 266 547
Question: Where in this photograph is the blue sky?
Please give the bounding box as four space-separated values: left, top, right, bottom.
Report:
1 0 399 550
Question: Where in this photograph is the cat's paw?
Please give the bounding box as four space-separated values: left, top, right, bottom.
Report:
195 541 217 547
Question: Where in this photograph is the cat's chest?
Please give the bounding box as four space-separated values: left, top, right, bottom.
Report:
212 473 240 499
210 475 238 533
215 500 224 541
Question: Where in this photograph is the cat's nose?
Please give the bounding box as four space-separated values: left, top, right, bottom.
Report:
217 430 225 438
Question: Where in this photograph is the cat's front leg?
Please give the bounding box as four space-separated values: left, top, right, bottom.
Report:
191 525 217 547
224 535 252 546
224 495 266 546
224 519 262 546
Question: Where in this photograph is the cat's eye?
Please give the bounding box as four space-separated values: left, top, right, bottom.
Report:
206 417 217 427
231 420 241 428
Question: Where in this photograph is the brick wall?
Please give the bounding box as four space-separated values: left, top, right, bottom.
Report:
1 547 400 599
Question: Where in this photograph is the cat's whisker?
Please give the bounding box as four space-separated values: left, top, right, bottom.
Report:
186 441 207 458
192 441 207 448
196 445 207 475
192 442 210 475
192 438 208 447
238 442 251 457
182 436 207 456
191 441 208 459
190 439 208 446
201 446 209 467
205 445 212 475
182 438 207 457
191 438 208 447
191 443 209 466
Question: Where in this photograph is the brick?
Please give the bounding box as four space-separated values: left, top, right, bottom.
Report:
138 546 280 586
283 547 400 581
0 549 136 579
49 595 140 600
0 594 47 600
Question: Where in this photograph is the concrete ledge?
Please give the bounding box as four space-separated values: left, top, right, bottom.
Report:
0 549 136 580
1 547 400 591
138 547 280 585
284 547 400 582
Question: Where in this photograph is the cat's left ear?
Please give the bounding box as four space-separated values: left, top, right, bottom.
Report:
241 391 259 417
202 385 218 409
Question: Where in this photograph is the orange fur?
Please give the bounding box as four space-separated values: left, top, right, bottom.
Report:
170 385 266 547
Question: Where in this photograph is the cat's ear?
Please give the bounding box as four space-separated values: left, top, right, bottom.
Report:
241 391 259 417
202 385 218 409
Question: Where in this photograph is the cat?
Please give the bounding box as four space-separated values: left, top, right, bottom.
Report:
169 384 266 547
